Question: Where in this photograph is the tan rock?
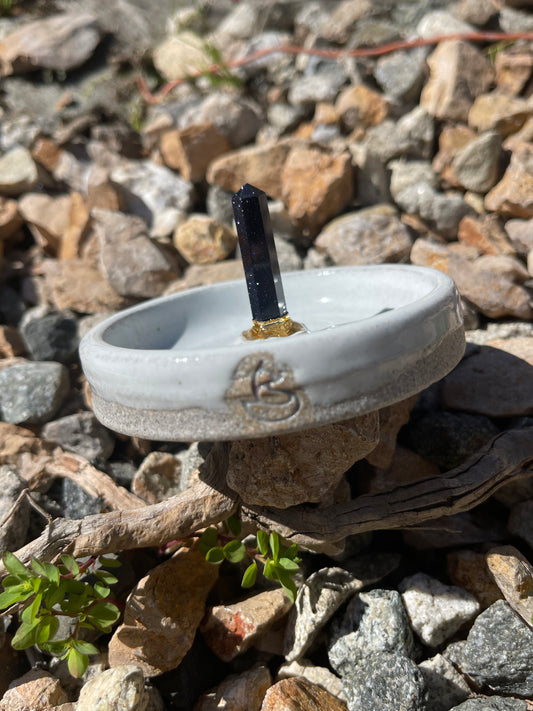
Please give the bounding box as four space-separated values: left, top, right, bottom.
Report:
485 336 533 365
458 215 516 256
495 51 533 96
164 260 244 294
313 102 339 126
446 549 502 609
0 147 38 196
152 31 212 82
364 395 418 470
207 139 294 198
277 660 345 702
132 451 182 504
504 217 533 255
108 548 219 676
195 666 271 711
174 214 237 264
280 145 353 236
441 343 533 417
468 92 531 137
319 0 372 43
0 325 25 358
420 40 494 122
261 678 347 711
160 123 231 182
31 137 61 172
75 665 147 711
0 669 68 711
486 545 533 626
485 143 533 218
433 124 476 180
226 413 379 508
18 193 71 255
0 12 101 75
334 85 389 132
0 197 22 240
42 258 131 314
59 192 90 260
201 588 292 662
87 165 122 211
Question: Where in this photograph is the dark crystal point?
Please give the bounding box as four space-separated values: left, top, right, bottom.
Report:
232 183 288 323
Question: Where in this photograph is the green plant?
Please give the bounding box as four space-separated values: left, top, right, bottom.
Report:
0 552 121 677
199 517 302 602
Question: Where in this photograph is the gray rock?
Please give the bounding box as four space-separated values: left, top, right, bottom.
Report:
465 321 533 346
288 66 347 106
284 567 364 662
452 132 503 193
396 183 472 239
60 477 103 519
508 500 533 549
315 206 412 265
500 6 533 33
389 160 437 202
450 698 527 710
416 9 474 37
267 102 306 135
400 573 480 648
206 185 235 228
375 47 428 103
396 105 435 160
20 308 79 364
406 411 499 470
0 361 69 425
418 653 471 711
176 441 210 491
0 465 29 551
93 209 180 299
179 92 263 148
304 247 333 270
504 218 533 256
274 236 303 271
328 589 415 678
236 31 294 82
75 664 148 711
342 651 428 711
0 146 38 196
457 600 533 697
41 412 114 462
110 160 193 238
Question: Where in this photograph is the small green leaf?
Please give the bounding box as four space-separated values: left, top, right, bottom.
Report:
223 540 246 564
256 530 269 556
269 532 280 562
67 647 89 678
93 583 111 599
3 551 30 578
2 575 24 588
98 556 121 569
0 587 31 608
12 619 39 650
284 544 300 560
199 528 219 555
280 576 297 603
205 547 224 564
94 570 118 586
30 558 47 577
24 591 43 623
72 639 99 655
278 557 300 571
36 615 59 646
87 601 120 625
263 558 274 580
225 515 241 537
44 585 65 609
41 639 68 655
60 555 80 576
241 561 257 588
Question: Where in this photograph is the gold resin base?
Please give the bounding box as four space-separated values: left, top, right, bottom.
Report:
243 315 305 340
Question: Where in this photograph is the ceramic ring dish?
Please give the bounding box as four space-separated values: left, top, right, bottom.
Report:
79 264 465 442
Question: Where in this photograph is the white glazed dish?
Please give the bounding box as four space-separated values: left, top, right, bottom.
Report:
79 265 465 441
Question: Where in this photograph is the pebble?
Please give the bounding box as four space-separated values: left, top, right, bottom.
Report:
173 214 237 264
201 588 291 662
19 308 79 364
160 123 230 182
416 9 474 37
0 361 69 425
0 12 101 75
288 66 347 107
1 669 68 710
342 651 428 711
485 545 533 627
447 550 502 609
284 567 365 663
59 477 104 519
485 143 533 218
315 206 412 265
334 85 389 132
180 92 263 148
196 665 271 711
110 160 193 238
108 548 219 676
468 93 531 138
41 411 114 462
441 343 533 417
449 699 528 711
261 677 348 711
451 131 503 193
93 209 180 299
504 217 533 255
328 589 415 677
456 600 533 696
458 215 515 257
75 665 148 711
399 573 480 647
374 47 428 103
0 325 25 358
131 451 183 504
277 660 345 702
226 413 379 508
0 146 38 196
418 653 471 711
18 193 71 255
152 31 213 82
0 197 22 240
0 465 29 550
